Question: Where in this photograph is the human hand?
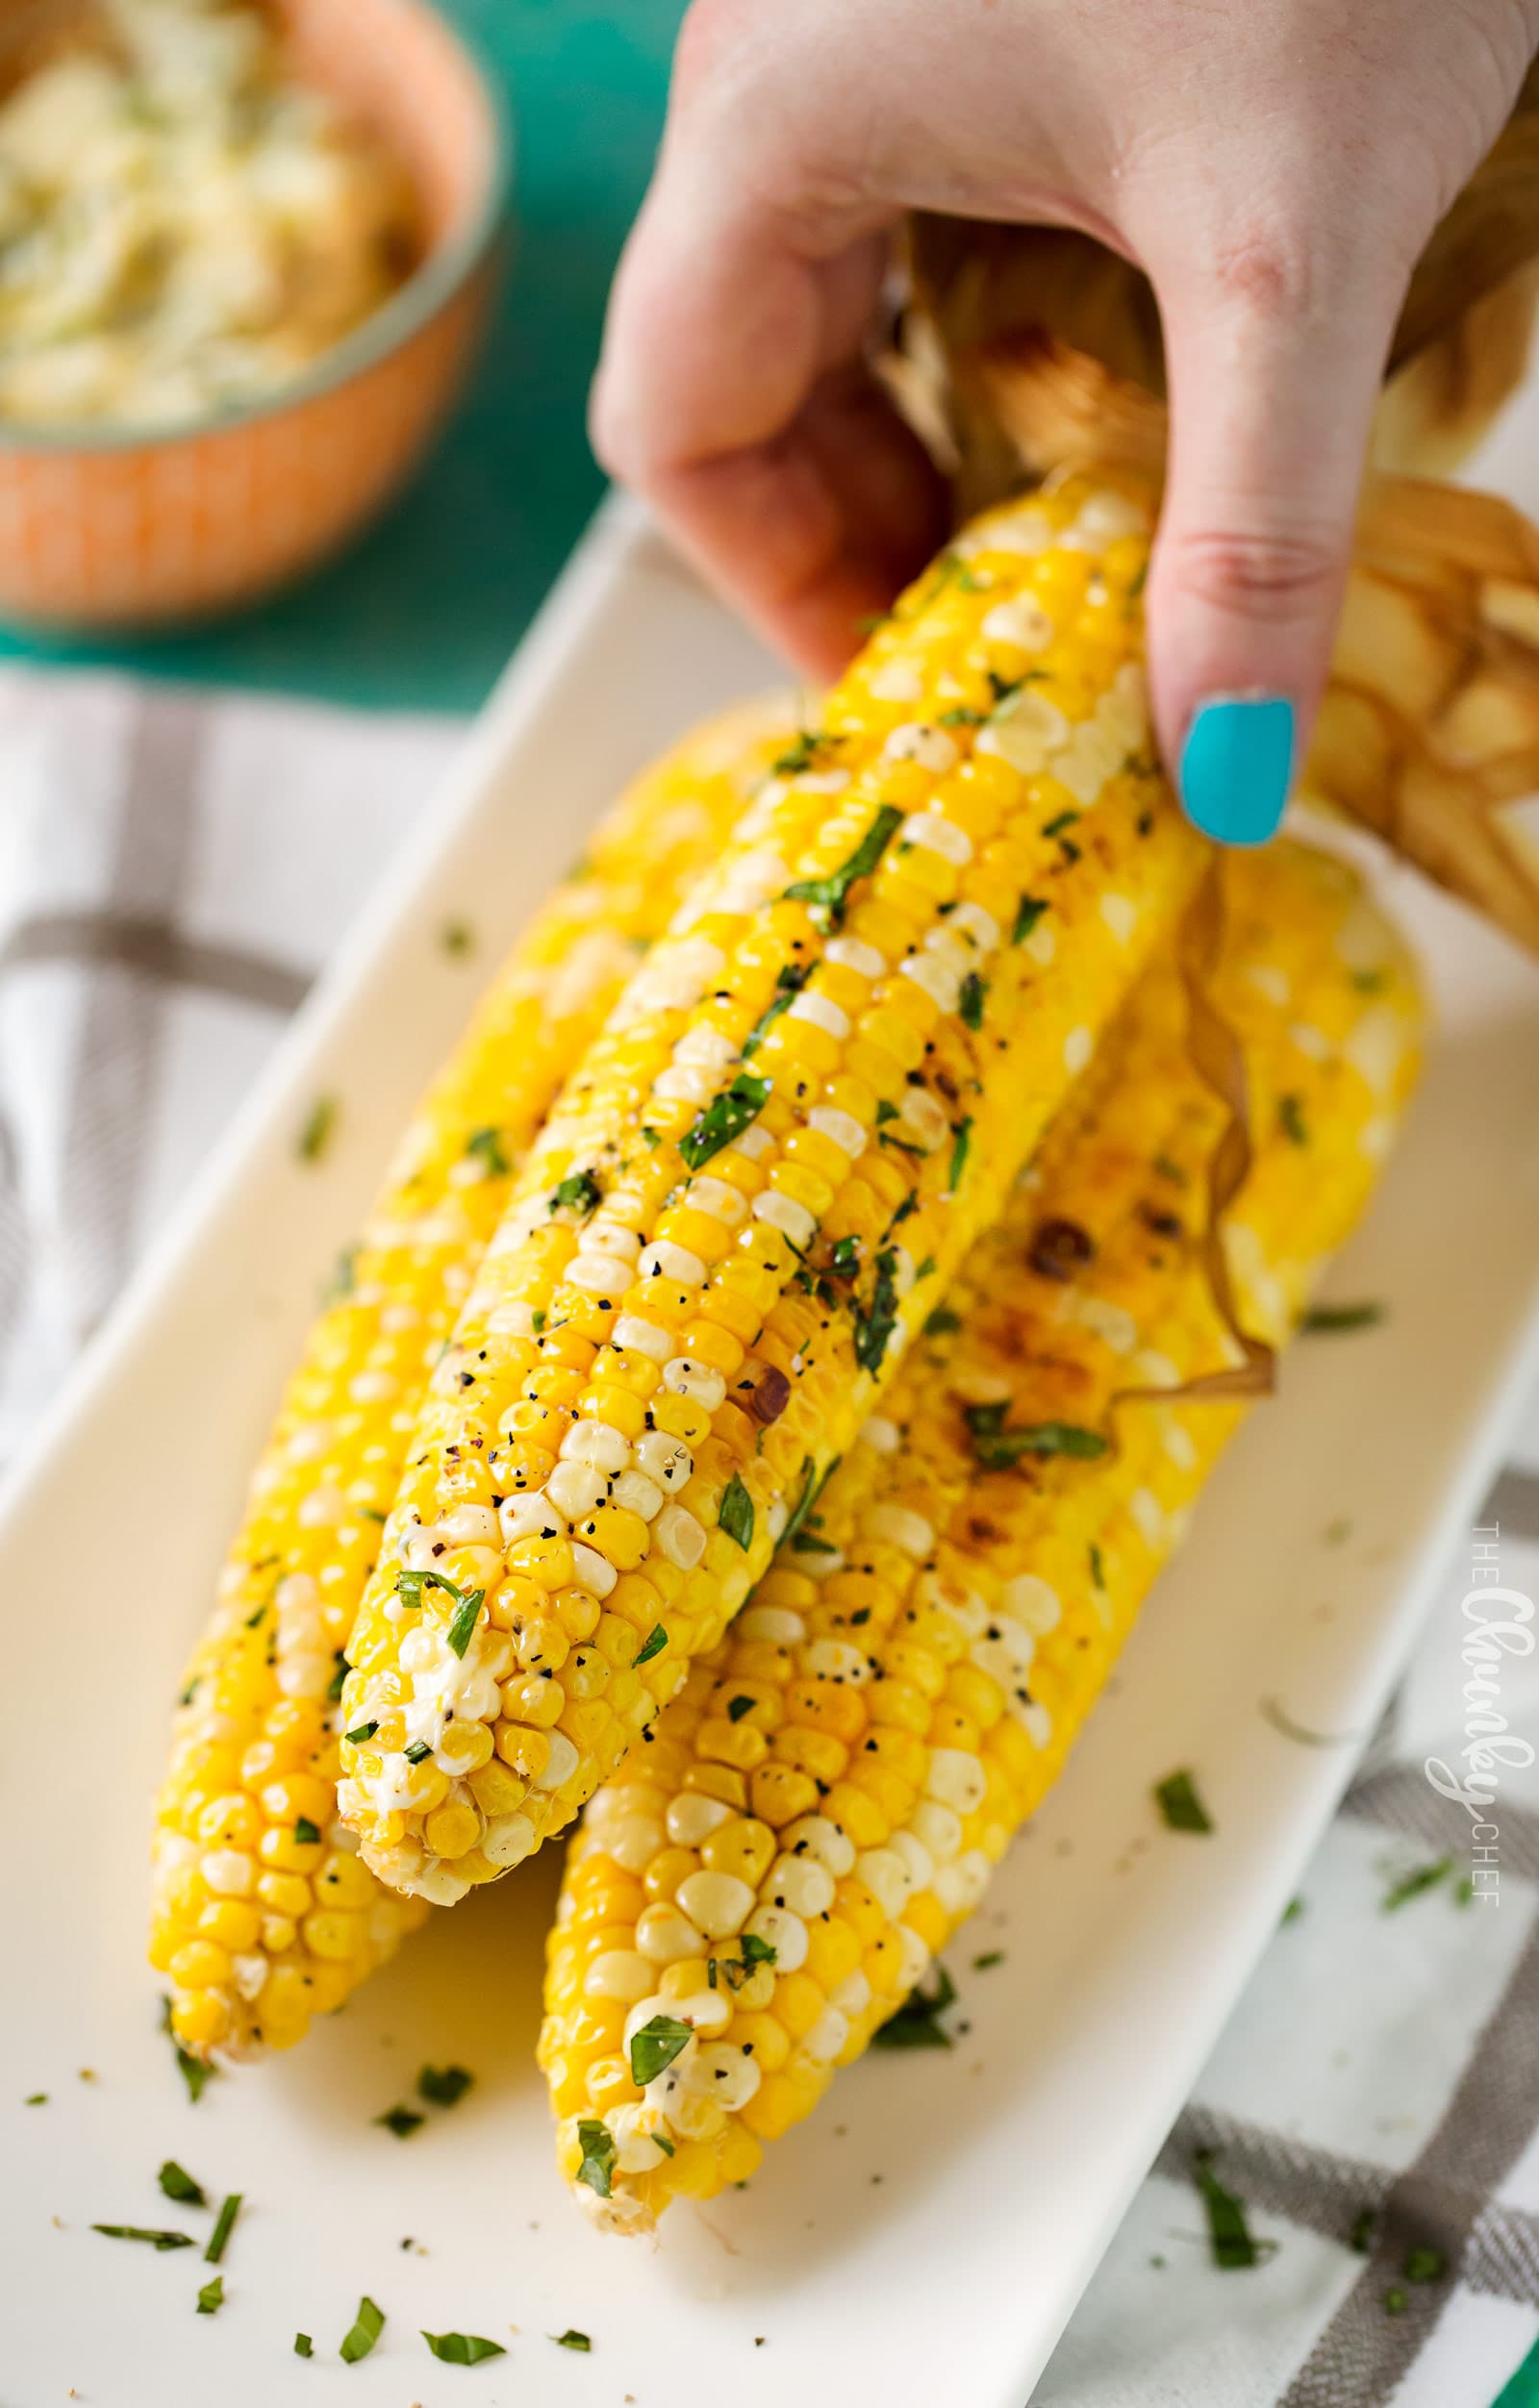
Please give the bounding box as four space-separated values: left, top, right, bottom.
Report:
593 0 1539 842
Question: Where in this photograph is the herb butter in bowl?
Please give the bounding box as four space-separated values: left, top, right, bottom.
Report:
0 0 506 627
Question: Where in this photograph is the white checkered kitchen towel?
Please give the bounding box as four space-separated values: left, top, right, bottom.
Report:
3 666 1538 2408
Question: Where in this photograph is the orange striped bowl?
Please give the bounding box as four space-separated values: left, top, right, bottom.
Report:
0 0 508 630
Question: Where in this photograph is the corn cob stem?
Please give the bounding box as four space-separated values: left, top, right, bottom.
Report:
150 698 793 2057
339 474 1211 1904
541 840 1423 2230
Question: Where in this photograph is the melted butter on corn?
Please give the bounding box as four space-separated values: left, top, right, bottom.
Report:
340 475 1212 1901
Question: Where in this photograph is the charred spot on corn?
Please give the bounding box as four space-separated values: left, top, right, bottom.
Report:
1028 1217 1096 1282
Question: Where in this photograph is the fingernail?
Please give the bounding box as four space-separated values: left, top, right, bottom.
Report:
1178 694 1295 846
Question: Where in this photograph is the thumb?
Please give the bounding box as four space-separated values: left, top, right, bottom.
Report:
1144 245 1404 846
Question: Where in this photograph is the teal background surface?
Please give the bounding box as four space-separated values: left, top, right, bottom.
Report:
0 1 686 714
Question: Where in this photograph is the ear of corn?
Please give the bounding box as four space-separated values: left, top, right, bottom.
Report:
338 475 1212 1904
149 698 794 2057
540 839 1422 2231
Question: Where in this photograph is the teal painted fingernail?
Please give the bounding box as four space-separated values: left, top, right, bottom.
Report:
1178 695 1295 846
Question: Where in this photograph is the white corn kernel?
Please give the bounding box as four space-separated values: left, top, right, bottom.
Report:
926 1747 987 1816
585 1950 655 2002
900 812 972 865
751 1189 818 1249
661 1357 726 1412
867 660 924 702
889 1829 935 1891
824 935 886 978
807 1104 867 1158
687 1175 746 1226
636 1903 706 1963
611 1467 666 1521
860 1415 901 1455
481 1813 538 1870
781 1816 856 1877
737 1604 805 1643
605 1814 665 1873
654 1062 719 1106
1000 1574 1062 1634
498 1491 557 1545
635 1430 693 1490
667 1793 733 1845
567 1250 634 1294
789 989 851 1041
867 1503 934 1558
911 1799 964 1862
981 594 1054 650
745 1902 808 1971
545 1461 606 1523
688 2042 762 2108
639 1239 706 1285
768 1854 835 1917
612 1315 675 1364
655 1503 706 1570
1100 891 1139 944
948 900 1000 951
201 1849 255 1897
536 1731 581 1792
1064 1025 1095 1075
856 1849 913 1919
882 721 959 772
676 1869 755 1938
561 1418 633 1475
569 1543 618 1598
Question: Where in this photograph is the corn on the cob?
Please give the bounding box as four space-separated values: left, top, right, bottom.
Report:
339 475 1211 1904
541 840 1422 2230
150 698 792 2057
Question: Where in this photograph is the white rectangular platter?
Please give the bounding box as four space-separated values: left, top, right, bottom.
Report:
4 483 1539 2408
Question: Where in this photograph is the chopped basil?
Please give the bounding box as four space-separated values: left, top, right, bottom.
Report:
783 1455 840 1547
576 2118 617 2199
948 1116 972 1191
376 2104 425 2140
417 2065 474 2108
441 919 474 957
324 1244 359 1303
719 1472 755 1551
1281 1896 1306 1926
654 2133 675 2157
959 972 987 1031
629 2014 694 2088
1349 2208 1376 2254
1381 1856 1454 1912
1011 894 1048 945
204 2194 241 2265
742 964 810 1058
1404 2245 1445 2284
345 1720 379 1746
785 804 904 930
938 704 984 726
773 728 843 776
1299 1301 1385 1335
294 2332 314 2358
1042 809 1079 840
1088 1543 1106 1590
1193 2151 1273 2270
297 1095 338 1163
464 1125 511 1178
24 2093 46 2106
923 1304 962 1338
872 1963 956 2050
445 1586 486 1659
158 2161 206 2206
423 2332 506 2365
550 1169 602 1216
709 1932 777 1993
293 1816 321 1845
635 1624 668 1666
403 1741 431 1766
853 1247 901 1375
1154 1769 1213 1833
727 1694 755 1722
162 1998 214 2104
553 2328 593 2351
326 1652 349 1703
1385 2285 1408 2316
92 2224 195 2250
340 2296 385 2364
640 1126 661 1150
972 1950 1005 1971
829 1233 862 1278
1353 967 1387 993
964 1401 1108 1471
681 1070 772 1170
196 2276 224 2316
1277 1092 1309 1147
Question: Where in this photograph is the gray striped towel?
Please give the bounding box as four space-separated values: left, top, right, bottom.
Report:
3 666 1536 2408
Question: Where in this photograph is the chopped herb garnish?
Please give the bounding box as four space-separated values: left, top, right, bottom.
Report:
576 2118 617 2199
727 1694 756 1722
297 1095 338 1163
1089 1543 1106 1589
158 2161 206 2206
640 1126 661 1150
959 971 987 1031
423 2331 506 2365
1299 1301 1385 1335
972 1950 1005 1971
445 1586 486 1659
773 728 843 777
403 1741 431 1767
204 2194 241 2265
196 2276 224 2316
1385 2286 1408 2315
949 1116 972 1191
1011 894 1048 946
1193 2151 1273 2270
853 1247 902 1375
1042 809 1080 840
963 1401 1108 1471
791 1530 837 1555
1352 967 1387 993
1281 1895 1306 1926
441 919 474 957
340 2296 385 2364
1277 1092 1309 1147
554 2328 593 2351
323 1244 358 1304
293 1815 321 1845
1349 2208 1376 2254
1152 1152 1187 1187
635 1624 668 1667
376 2104 425 2140
24 2093 46 2106
1404 2245 1446 2284
742 964 809 1058
829 1233 862 1279
464 1125 511 1178
785 804 904 930
681 1069 772 1170
345 1720 379 1746
550 1169 602 1216
326 1652 349 1704
1381 1856 1453 1912
719 1472 755 1552
938 704 985 727
417 2064 474 2109
294 2333 314 2358
629 2014 694 2088
709 1933 777 1994
530 1306 547 1334
92 2224 195 2250
924 1304 962 1338
872 1963 956 2050
161 1998 214 2104
654 2133 675 2157
1155 1768 1213 1832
